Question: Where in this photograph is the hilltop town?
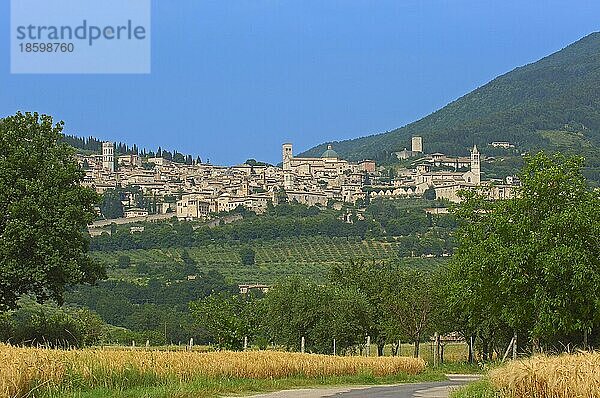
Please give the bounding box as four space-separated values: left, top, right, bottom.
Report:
76 136 518 223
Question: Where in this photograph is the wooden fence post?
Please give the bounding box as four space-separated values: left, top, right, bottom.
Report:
502 335 515 362
301 336 305 353
512 333 517 360
434 332 440 367
469 336 474 364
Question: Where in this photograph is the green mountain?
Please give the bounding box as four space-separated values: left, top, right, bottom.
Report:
300 32 600 179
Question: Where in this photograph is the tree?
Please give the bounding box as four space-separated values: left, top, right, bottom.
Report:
331 261 440 357
100 189 124 219
264 278 370 354
448 152 600 351
162 150 172 161
388 168 396 180
117 255 131 269
423 187 437 200
382 267 439 357
329 261 389 355
190 292 257 350
276 188 288 204
0 112 104 311
321 286 371 354
136 262 150 275
181 249 197 275
239 247 256 266
173 151 185 164
1 297 106 347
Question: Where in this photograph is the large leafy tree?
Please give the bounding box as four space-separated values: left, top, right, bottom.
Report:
382 267 441 358
239 247 256 266
264 278 371 354
0 112 103 311
1 297 105 347
190 291 259 350
330 261 390 355
449 152 600 349
100 189 124 219
331 261 442 357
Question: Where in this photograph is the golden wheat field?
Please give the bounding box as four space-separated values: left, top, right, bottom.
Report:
0 344 425 398
490 352 600 398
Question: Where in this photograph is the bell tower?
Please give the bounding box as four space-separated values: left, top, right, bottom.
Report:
102 142 115 173
282 143 293 171
470 145 481 185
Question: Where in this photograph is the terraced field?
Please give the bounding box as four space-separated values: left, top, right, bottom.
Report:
92 237 444 283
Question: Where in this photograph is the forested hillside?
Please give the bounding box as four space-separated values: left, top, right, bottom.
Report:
300 32 600 179
64 200 453 343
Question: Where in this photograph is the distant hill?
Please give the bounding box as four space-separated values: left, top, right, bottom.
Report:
300 32 600 179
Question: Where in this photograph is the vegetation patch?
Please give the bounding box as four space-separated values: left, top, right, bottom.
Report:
540 129 594 151
490 352 600 398
450 379 498 398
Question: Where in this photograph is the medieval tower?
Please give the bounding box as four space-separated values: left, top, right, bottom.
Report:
102 142 115 173
411 136 423 153
282 143 293 171
470 144 481 185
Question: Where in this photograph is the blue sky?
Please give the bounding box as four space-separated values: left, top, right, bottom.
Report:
1 0 599 165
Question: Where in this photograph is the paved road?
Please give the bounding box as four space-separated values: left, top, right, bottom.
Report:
230 375 480 398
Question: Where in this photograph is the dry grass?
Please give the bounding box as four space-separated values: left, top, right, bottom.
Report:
0 344 425 398
490 352 600 397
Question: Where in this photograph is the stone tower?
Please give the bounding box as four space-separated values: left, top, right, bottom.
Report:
102 142 115 173
282 143 293 171
470 144 481 185
411 136 423 153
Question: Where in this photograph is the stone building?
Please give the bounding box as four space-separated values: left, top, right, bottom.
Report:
412 136 423 153
177 194 210 220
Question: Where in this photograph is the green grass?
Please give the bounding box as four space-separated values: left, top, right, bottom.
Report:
39 371 449 398
433 362 485 374
540 130 594 151
450 379 499 398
